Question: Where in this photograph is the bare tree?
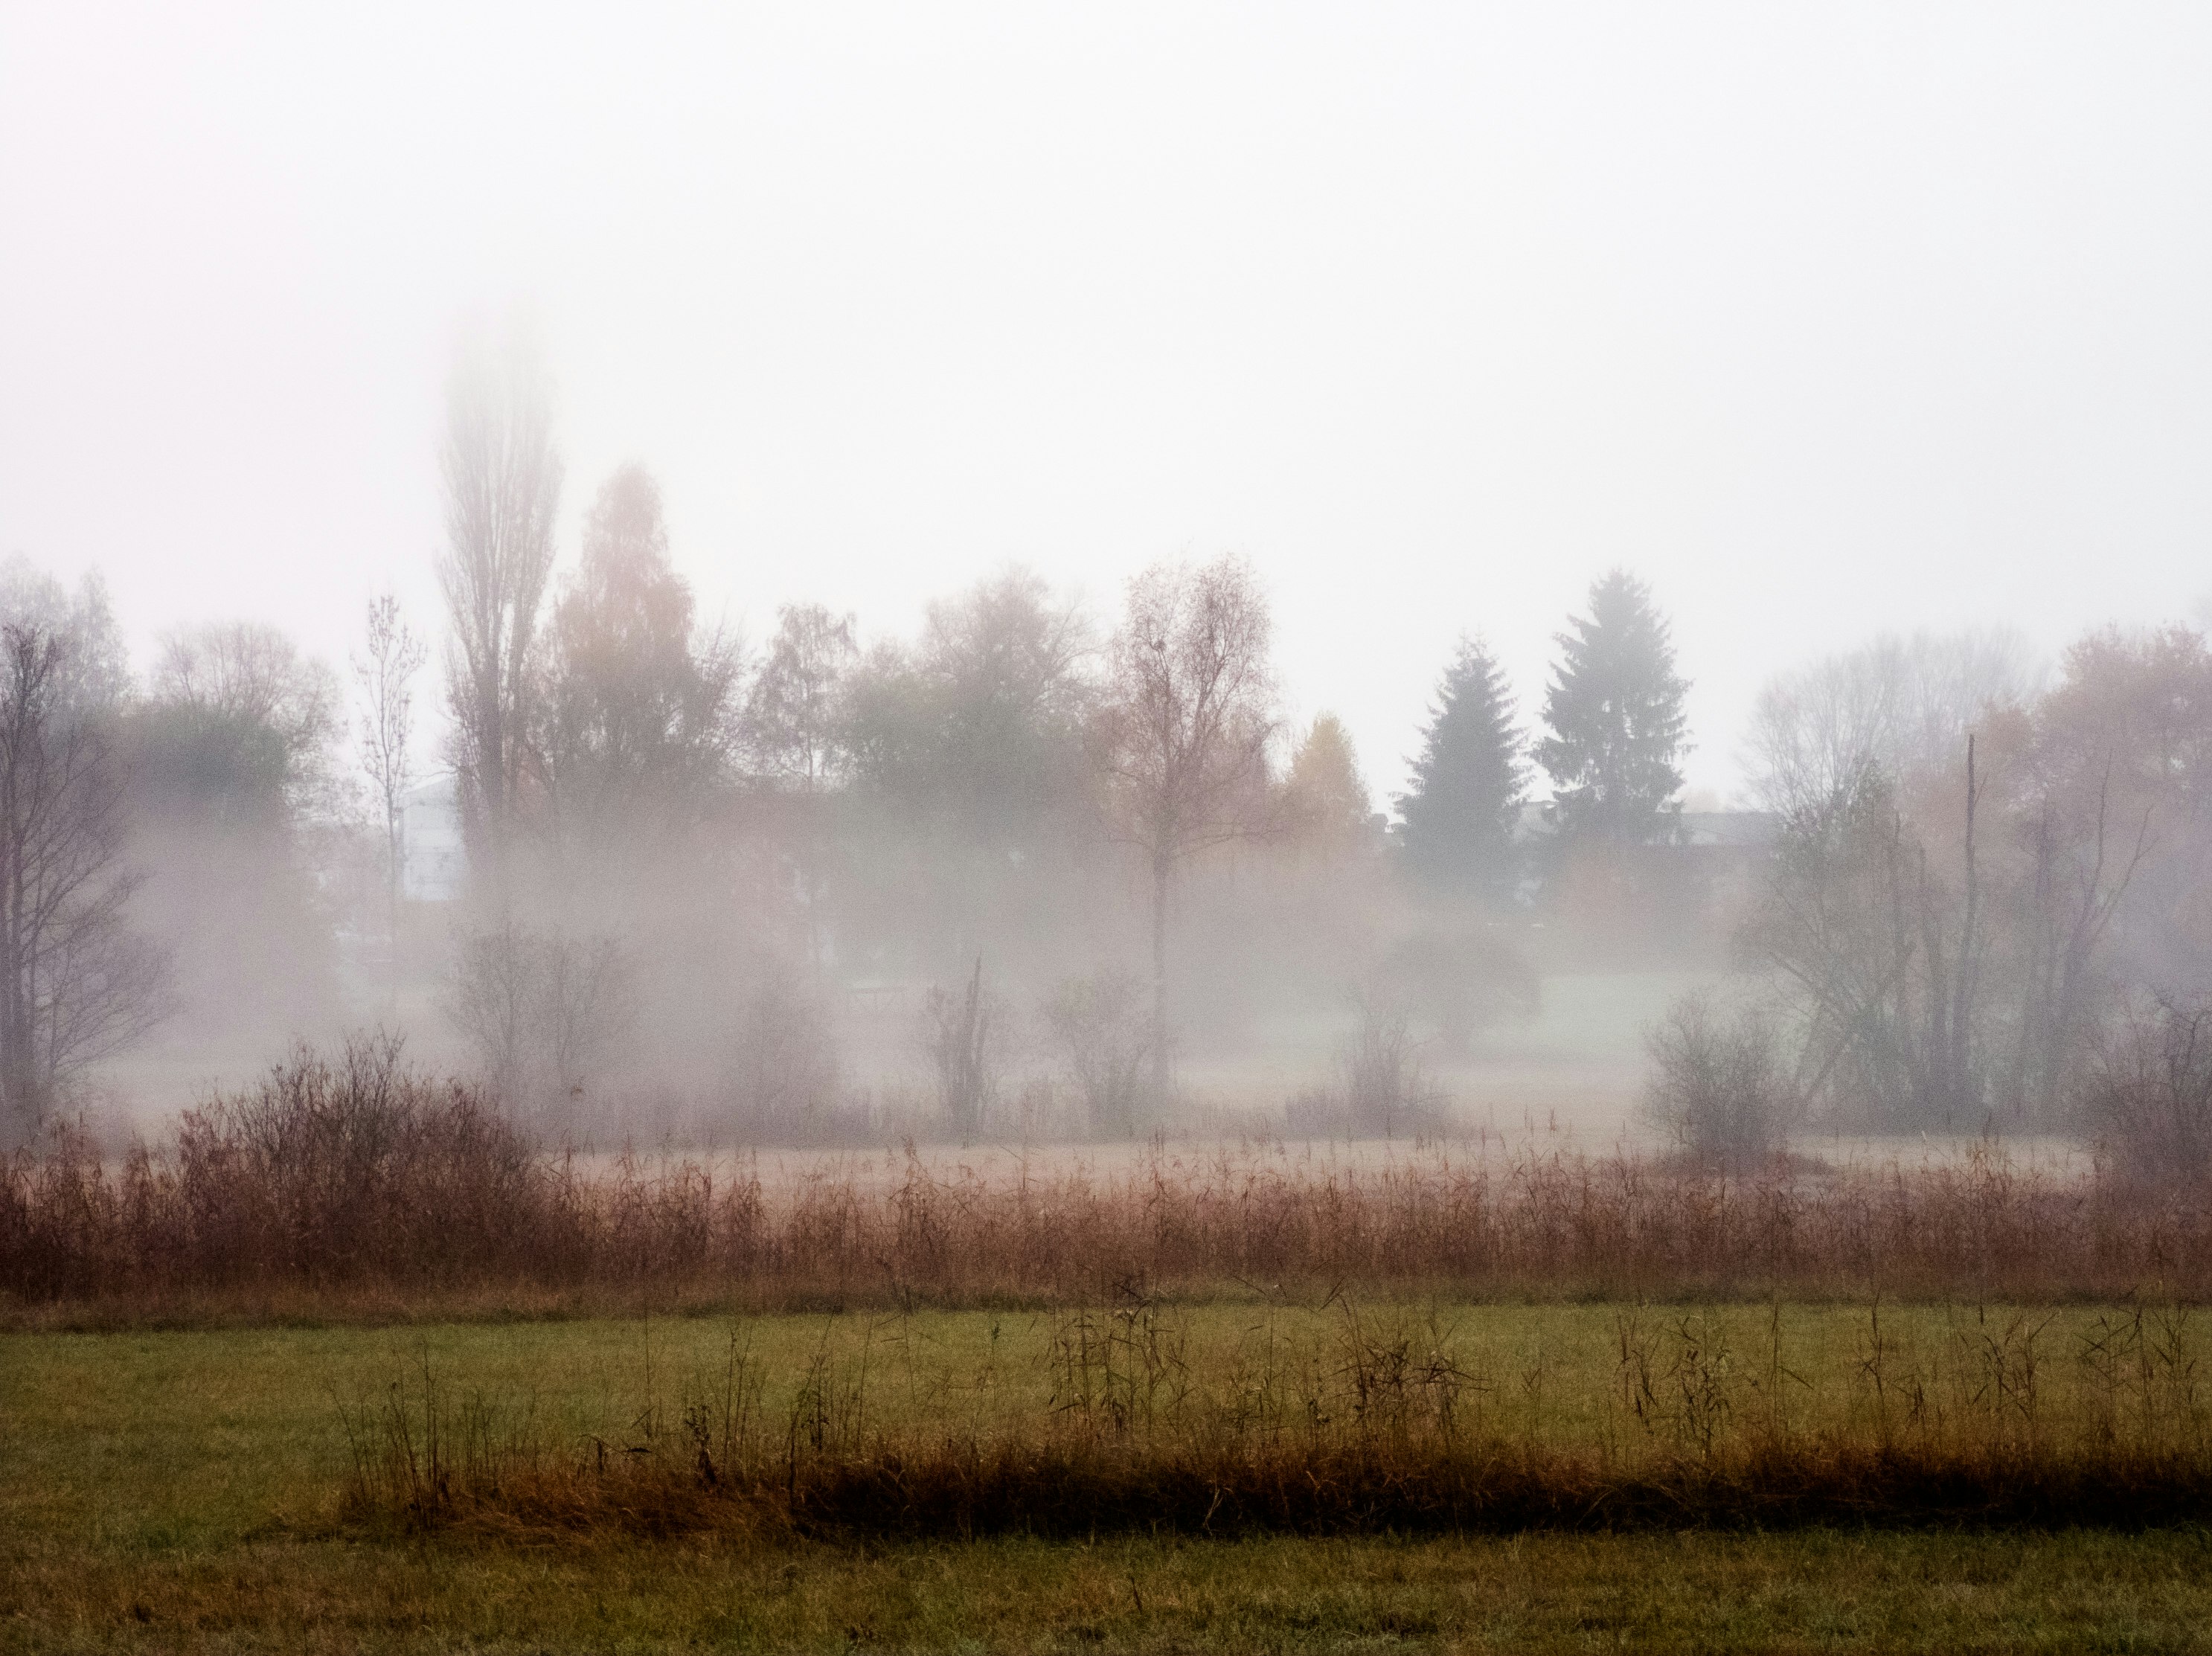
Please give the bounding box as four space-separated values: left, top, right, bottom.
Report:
1741 625 2207 1131
443 920 632 1112
2083 995 2212 1187
923 956 1003 1140
0 623 171 1136
443 920 539 1105
353 593 426 975
1741 753 1991 1128
744 603 856 792
437 328 562 901
1093 556 1277 1106
725 978 841 1137
154 620 342 818
1042 968 1150 1139
2002 625 2204 1117
1744 629 2035 816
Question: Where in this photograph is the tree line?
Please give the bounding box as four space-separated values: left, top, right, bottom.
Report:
0 333 1702 1143
7 328 2206 1155
411 337 1708 1132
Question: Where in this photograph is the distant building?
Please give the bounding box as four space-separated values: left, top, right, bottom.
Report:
397 774 467 903
1500 801 1780 924
1509 801 1778 853
1678 810 1780 852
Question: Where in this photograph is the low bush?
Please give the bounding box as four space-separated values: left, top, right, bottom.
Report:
722 979 846 1142
11 1062 2212 1312
2083 996 2212 1188
1644 991 1795 1171
1040 969 1150 1139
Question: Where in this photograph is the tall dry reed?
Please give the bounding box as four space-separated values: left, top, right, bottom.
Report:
11 1041 2212 1312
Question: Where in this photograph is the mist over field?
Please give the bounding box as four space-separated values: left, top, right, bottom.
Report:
1 4 2209 1175
2 438 2207 1174
20 16 2212 1651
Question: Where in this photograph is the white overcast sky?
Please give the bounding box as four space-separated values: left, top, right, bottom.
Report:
3 4 2209 805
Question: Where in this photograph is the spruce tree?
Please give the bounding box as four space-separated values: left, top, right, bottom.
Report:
1394 636 1525 902
1534 570 1690 844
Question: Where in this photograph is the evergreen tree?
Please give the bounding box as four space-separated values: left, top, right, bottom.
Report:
1394 637 1525 900
1535 571 1690 843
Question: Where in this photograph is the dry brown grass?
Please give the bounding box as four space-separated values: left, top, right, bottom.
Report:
10 1041 2212 1319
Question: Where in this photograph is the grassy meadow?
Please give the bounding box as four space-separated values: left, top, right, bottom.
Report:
16 1075 2212 1651
11 1301 2212 1650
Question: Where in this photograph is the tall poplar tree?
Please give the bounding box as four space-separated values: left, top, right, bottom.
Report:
438 327 562 902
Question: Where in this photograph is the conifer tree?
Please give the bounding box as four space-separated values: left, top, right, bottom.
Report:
1535 571 1690 844
1395 636 1525 901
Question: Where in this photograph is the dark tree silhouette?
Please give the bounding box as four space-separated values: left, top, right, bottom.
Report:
0 623 171 1136
1536 571 1690 844
130 620 342 1049
1394 636 1524 902
438 329 562 899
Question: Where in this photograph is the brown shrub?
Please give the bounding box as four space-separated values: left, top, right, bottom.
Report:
8 1048 2212 1312
1644 991 1795 1172
2084 997 2212 1189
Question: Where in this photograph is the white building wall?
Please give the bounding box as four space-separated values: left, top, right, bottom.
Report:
397 774 467 903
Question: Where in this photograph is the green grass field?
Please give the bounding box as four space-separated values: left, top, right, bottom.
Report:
10 1304 2212 1651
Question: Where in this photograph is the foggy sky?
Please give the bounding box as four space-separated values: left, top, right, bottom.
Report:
3 4 2209 805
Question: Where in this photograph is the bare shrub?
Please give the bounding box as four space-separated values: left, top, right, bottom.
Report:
725 978 843 1141
1644 990 1793 1169
1287 993 1446 1139
0 617 173 1141
1338 995 1446 1138
923 957 1004 1140
2082 997 2212 1187
444 922 634 1113
29 1081 2212 1312
1041 969 1150 1138
155 1034 557 1288
539 934 631 1102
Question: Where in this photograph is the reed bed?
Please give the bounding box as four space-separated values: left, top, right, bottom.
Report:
8 1042 2212 1313
340 1294 2212 1538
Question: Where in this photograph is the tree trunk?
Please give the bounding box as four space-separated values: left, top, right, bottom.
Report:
386 801 405 1011
0 858 27 1132
0 714 31 1134
1150 853 1170 1112
1950 734 1981 1122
